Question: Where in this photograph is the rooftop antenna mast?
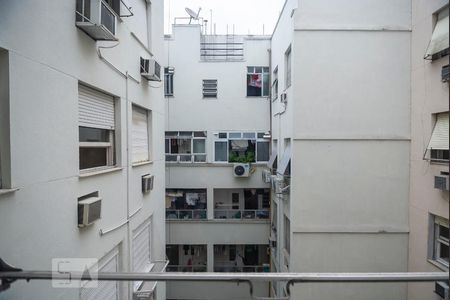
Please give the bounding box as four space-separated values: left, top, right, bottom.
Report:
185 7 201 24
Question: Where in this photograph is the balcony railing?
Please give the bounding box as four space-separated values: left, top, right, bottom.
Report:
166 209 207 220
166 265 207 272
214 265 270 273
214 209 270 220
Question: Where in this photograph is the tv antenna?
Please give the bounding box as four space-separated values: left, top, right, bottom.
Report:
185 7 202 24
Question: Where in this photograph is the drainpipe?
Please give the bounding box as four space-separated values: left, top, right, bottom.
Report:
125 71 132 299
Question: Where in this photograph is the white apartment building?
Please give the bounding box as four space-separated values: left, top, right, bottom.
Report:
268 0 412 299
408 1 449 300
164 23 272 299
0 1 166 299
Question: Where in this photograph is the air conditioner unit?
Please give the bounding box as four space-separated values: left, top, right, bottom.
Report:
78 197 102 227
142 174 154 193
272 176 285 194
442 65 449 83
75 0 118 41
435 175 449 191
141 58 161 81
280 92 287 103
133 280 156 300
233 163 250 177
133 290 154 300
435 281 449 300
262 169 272 183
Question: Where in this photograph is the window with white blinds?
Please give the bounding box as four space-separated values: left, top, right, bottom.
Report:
132 106 150 163
427 112 449 162
424 6 449 60
79 85 115 130
132 219 153 290
80 248 119 300
78 84 116 170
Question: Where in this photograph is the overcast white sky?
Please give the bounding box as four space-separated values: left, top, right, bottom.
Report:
164 0 286 35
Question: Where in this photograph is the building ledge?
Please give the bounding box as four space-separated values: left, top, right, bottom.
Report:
132 160 153 167
166 219 269 224
0 188 19 196
79 167 123 178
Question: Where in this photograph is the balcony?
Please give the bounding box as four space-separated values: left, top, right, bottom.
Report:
166 189 207 220
166 244 207 272
214 188 270 220
214 244 269 273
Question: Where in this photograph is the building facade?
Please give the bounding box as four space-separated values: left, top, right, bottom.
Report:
269 0 412 299
164 24 272 299
0 0 166 299
408 1 449 299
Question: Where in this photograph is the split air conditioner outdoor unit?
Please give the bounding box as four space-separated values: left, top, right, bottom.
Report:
75 0 118 41
233 163 250 177
435 281 449 300
133 285 155 300
141 58 162 81
435 175 449 191
142 174 154 193
272 176 286 194
78 197 102 227
262 169 272 183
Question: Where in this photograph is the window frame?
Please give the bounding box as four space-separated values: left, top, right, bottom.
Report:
246 66 270 97
285 46 292 89
165 131 207 163
429 215 449 269
213 131 270 163
272 66 278 101
79 127 116 172
164 67 174 97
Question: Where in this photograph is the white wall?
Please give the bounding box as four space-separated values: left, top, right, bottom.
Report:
0 1 166 299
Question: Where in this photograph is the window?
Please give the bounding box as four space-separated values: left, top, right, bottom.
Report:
164 67 174 96
214 132 269 163
165 131 207 162
426 112 449 163
284 216 290 255
246 66 269 97
0 49 10 189
202 79 218 98
285 46 292 88
429 215 449 268
132 105 150 163
424 6 449 60
166 189 207 220
79 85 116 171
272 66 278 100
132 218 152 290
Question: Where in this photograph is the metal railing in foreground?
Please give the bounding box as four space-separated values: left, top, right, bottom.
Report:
0 259 447 300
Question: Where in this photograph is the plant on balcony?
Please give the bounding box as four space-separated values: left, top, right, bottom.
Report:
229 150 255 163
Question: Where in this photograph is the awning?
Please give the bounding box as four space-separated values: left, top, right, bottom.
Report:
424 7 449 59
278 143 291 175
427 112 449 150
267 147 278 169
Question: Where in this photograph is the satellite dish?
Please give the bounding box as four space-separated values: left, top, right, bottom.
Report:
185 7 201 24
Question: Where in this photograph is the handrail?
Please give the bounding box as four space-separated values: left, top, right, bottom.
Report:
214 209 270 220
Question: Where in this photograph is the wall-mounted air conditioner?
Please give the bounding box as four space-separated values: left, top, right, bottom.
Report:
75 0 118 41
133 290 154 300
78 197 102 227
262 169 272 183
142 174 154 193
280 92 287 103
141 58 161 81
435 175 449 191
233 163 250 177
442 65 449 83
272 176 286 194
435 281 449 300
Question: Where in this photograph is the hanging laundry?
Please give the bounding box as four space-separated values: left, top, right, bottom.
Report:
249 74 262 88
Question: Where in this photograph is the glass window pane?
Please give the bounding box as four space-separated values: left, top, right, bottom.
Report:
440 225 449 239
229 132 241 139
165 131 178 137
194 131 207 137
255 67 262 73
193 139 206 153
171 139 191 154
257 132 265 139
440 243 449 262
179 131 193 137
179 155 192 162
263 73 269 96
247 67 253 73
165 139 170 153
263 67 269 73
218 132 227 139
243 132 256 139
247 74 262 96
257 142 270 162
194 155 207 162
215 141 228 161
79 127 109 142
80 147 107 169
166 154 177 162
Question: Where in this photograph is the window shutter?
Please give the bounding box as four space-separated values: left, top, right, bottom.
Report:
132 221 151 273
80 249 119 300
424 7 449 59
79 85 115 130
132 106 149 163
428 112 449 150
279 143 291 175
